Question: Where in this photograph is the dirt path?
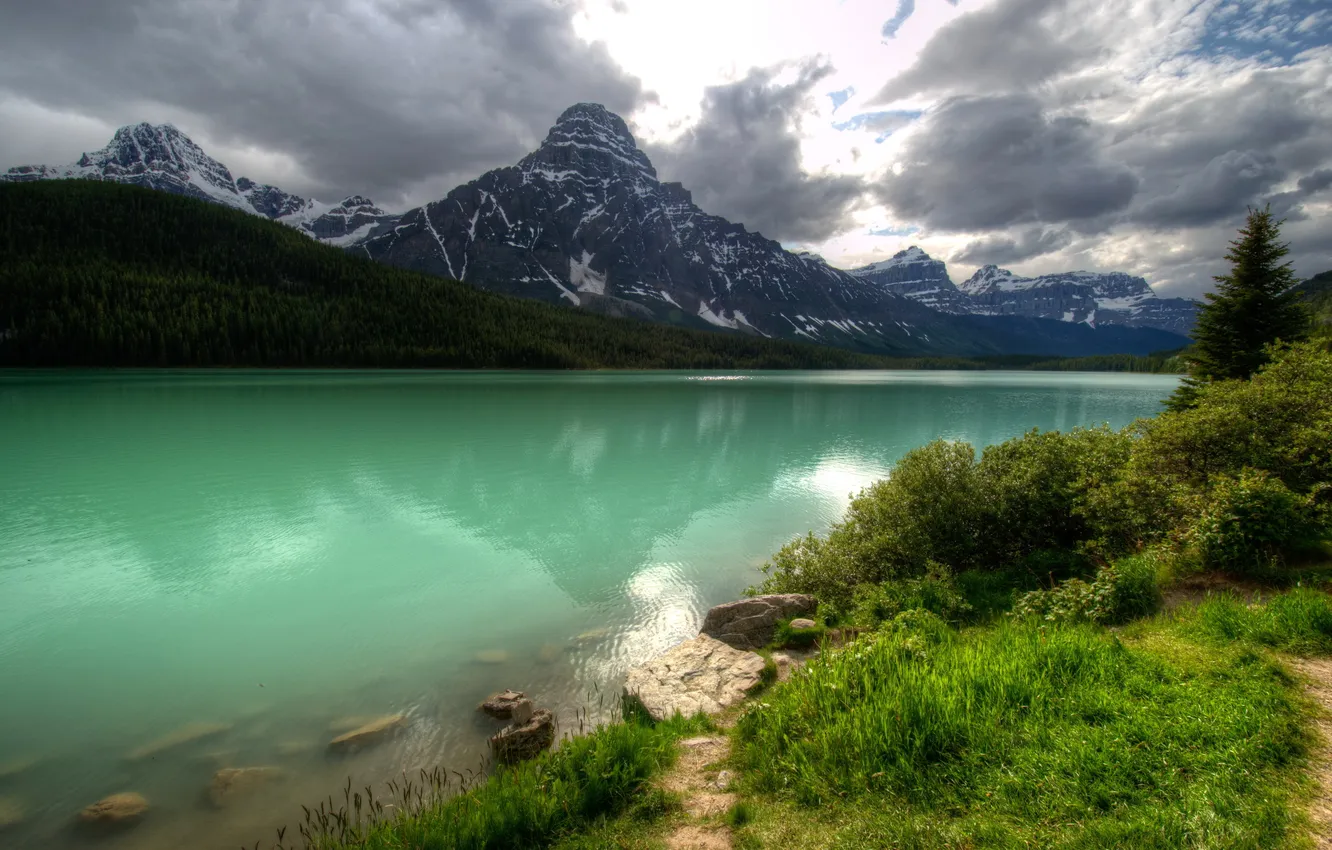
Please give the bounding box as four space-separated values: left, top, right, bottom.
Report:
1289 656 1332 848
659 734 736 850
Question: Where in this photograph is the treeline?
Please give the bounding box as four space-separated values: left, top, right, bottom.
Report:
0 181 923 370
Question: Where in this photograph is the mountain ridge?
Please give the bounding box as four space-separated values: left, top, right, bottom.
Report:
849 247 1198 336
1 122 399 245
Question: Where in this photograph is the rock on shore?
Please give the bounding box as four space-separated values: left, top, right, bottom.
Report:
699 594 817 650
624 635 766 721
489 708 556 764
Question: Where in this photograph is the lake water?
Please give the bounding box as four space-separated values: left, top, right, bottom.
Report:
0 370 1177 848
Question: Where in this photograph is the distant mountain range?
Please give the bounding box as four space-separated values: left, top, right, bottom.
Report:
848 247 1198 336
2 107 1198 355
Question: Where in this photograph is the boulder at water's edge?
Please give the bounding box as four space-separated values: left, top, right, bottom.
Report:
699 594 817 650
624 634 767 721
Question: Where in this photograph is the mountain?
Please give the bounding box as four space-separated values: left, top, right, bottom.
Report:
847 247 1198 336
352 103 1186 356
0 180 940 369
2 110 1191 357
1 123 398 245
958 265 1199 336
847 246 971 312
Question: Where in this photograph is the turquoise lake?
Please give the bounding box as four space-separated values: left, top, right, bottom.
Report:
0 370 1178 848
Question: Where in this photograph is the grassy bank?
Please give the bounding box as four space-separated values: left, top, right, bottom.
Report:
275 709 709 850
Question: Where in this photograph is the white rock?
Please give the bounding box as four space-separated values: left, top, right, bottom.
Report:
624 635 766 721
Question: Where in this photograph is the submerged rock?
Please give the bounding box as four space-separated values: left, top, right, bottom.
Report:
208 766 282 807
624 635 766 721
327 714 407 753
0 796 23 829
474 649 510 664
478 689 527 719
0 756 39 780
699 594 817 650
126 721 232 761
78 792 148 827
489 709 556 764
327 715 381 733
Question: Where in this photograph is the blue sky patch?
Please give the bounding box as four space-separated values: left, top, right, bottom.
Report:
832 109 923 143
869 225 921 237
1193 0 1331 64
881 0 915 39
827 86 855 113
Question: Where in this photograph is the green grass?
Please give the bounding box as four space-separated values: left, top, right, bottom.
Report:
1180 588 1332 655
732 618 1313 848
294 709 711 850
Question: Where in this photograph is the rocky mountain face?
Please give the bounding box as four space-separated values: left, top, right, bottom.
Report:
2 123 398 245
847 246 971 313
355 103 1188 355
847 248 1197 336
356 103 946 351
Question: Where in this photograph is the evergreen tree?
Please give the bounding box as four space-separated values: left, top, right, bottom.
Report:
1170 206 1308 409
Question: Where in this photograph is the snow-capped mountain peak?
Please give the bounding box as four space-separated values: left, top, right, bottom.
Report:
520 102 658 187
2 124 399 245
959 264 1025 294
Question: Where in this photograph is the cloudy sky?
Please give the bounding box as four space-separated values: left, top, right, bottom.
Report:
1 0 1329 297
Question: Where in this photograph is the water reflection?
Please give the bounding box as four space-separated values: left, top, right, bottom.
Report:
0 370 1175 849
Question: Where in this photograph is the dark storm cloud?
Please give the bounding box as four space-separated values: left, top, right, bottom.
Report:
0 0 645 207
646 61 866 244
875 94 1137 232
1266 168 1332 221
953 227 1074 266
872 0 1099 103
1132 149 1284 227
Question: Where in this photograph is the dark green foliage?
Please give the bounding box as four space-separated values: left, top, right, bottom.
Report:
1082 341 1332 558
758 427 1132 606
0 181 933 370
1187 469 1327 571
1172 206 1308 407
845 565 973 627
1011 555 1161 625
734 622 1307 846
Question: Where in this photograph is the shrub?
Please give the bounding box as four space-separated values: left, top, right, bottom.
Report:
760 428 1134 607
1188 468 1326 571
1011 556 1161 626
847 564 973 627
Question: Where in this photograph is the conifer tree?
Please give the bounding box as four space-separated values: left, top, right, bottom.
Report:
1170 206 1308 409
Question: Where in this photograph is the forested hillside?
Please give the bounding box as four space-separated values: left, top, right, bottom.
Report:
1297 270 1332 336
0 182 935 369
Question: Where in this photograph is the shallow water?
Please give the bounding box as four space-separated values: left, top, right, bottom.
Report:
0 369 1176 848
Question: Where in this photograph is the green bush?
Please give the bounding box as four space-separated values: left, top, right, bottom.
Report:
847 564 973 627
1188 468 1326 571
760 428 1133 607
1011 556 1161 626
